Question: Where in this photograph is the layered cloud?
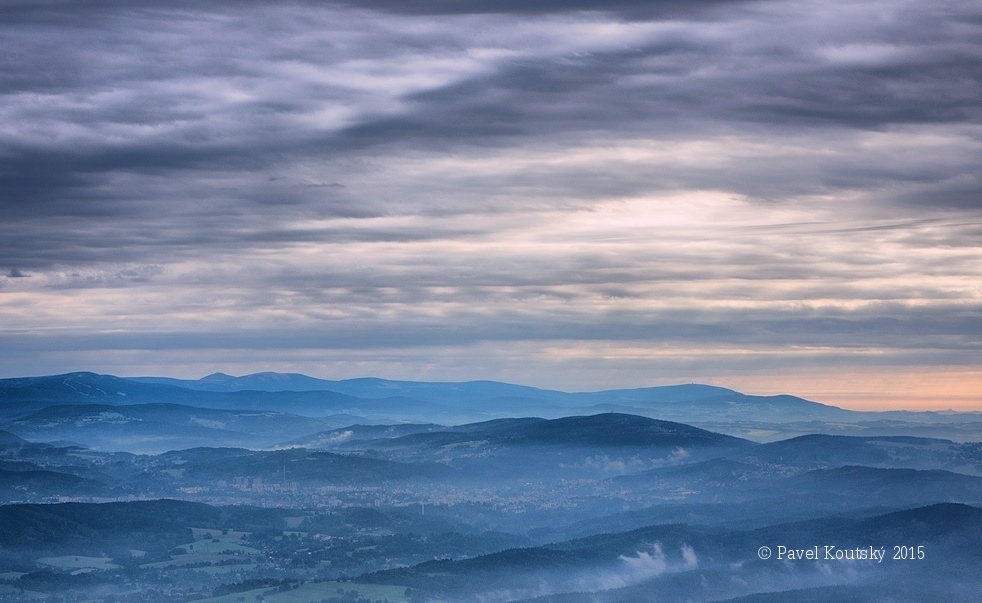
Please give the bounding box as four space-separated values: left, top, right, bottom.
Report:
1 0 980 408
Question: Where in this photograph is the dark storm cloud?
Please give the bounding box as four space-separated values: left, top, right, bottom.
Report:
327 0 737 16
0 0 980 400
0 211 479 272
334 21 982 153
4 0 977 274
0 0 750 19
3 300 979 357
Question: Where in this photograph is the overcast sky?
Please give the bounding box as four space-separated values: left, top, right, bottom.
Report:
1 0 980 409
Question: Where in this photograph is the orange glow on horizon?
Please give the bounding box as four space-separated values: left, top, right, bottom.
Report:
718 369 982 412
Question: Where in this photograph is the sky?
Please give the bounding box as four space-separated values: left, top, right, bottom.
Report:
1 0 980 410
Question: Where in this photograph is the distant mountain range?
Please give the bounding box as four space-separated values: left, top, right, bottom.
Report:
2 370 980 602
1 371 980 449
5 400 977 509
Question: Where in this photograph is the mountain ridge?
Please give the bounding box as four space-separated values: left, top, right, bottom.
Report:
3 371 980 445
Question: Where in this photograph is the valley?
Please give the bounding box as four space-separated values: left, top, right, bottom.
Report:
1 372 980 602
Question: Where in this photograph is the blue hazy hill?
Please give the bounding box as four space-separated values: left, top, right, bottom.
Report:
3 371 981 444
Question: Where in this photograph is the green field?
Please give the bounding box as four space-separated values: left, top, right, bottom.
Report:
0 584 46 599
36 556 119 571
191 528 251 540
180 538 259 555
170 563 258 576
142 553 252 569
138 528 261 570
193 580 409 603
